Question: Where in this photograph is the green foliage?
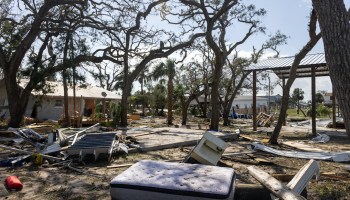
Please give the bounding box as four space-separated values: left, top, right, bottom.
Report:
287 108 307 118
291 88 304 102
315 92 324 104
152 84 166 115
316 104 331 118
108 102 121 127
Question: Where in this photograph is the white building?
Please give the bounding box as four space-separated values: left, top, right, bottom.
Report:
0 79 121 121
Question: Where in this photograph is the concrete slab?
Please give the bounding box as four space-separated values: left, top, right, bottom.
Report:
127 127 238 153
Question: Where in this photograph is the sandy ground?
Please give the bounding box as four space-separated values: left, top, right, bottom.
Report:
1 117 350 200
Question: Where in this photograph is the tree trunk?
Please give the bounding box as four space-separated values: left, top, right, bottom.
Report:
210 55 225 131
270 10 321 144
5 79 26 127
62 70 70 127
269 10 321 144
181 100 191 125
141 80 145 116
223 108 230 126
167 77 174 125
61 32 71 127
120 83 132 127
195 97 205 116
203 93 208 117
312 0 350 139
222 73 249 126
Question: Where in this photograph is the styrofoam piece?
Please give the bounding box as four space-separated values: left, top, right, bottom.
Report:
110 160 235 200
190 132 228 165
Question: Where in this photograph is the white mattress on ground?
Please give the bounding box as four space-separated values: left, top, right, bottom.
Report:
110 160 235 200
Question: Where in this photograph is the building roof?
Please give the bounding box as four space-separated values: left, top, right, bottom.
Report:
234 96 268 101
18 80 121 100
246 53 329 79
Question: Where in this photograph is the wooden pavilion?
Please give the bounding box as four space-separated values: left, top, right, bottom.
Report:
245 53 337 134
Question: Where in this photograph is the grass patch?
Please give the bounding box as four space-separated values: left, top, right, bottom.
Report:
314 182 348 200
287 108 308 118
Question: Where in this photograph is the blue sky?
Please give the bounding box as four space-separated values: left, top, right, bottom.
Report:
238 0 350 100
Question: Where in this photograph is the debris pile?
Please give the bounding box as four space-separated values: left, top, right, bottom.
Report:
256 112 274 127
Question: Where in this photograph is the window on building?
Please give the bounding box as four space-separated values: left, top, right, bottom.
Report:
55 99 63 107
330 96 333 100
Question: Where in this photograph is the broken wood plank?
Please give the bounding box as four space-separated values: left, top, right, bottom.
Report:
129 133 238 153
247 166 306 200
273 173 350 182
223 156 259 165
320 172 350 181
0 144 63 161
132 130 167 137
254 157 274 165
222 151 254 157
286 159 320 194
107 163 133 169
107 159 183 169
282 141 325 152
240 135 260 142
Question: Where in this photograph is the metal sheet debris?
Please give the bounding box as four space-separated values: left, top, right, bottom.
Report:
309 134 330 143
65 133 116 161
251 142 350 162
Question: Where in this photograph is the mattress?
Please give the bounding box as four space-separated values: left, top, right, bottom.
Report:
110 160 235 200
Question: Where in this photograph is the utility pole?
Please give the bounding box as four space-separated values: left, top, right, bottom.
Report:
268 75 271 114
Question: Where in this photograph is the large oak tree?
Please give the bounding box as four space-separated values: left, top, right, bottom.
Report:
312 0 350 139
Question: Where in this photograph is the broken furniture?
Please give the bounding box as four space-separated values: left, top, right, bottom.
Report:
186 132 228 165
256 112 273 127
247 159 320 200
64 133 116 161
110 160 236 200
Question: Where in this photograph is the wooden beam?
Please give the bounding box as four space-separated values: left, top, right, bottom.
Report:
311 66 316 136
253 71 257 131
282 78 286 126
247 166 306 200
0 144 63 161
286 159 319 194
332 85 336 127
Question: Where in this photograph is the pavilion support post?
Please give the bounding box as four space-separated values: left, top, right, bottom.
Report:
282 78 286 126
253 71 257 131
332 85 336 128
311 66 316 136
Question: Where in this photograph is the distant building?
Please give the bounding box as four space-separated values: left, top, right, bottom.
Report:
189 95 283 116
257 94 282 109
323 92 336 106
0 79 121 121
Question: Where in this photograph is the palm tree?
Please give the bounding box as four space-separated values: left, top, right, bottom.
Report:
137 68 151 116
152 59 176 125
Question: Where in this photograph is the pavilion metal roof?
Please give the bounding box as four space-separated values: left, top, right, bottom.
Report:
246 53 329 79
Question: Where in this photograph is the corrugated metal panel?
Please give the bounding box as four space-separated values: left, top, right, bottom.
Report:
247 53 329 78
69 133 116 149
247 53 326 71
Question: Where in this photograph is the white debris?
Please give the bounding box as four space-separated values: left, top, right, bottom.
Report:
251 142 350 162
309 134 330 143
